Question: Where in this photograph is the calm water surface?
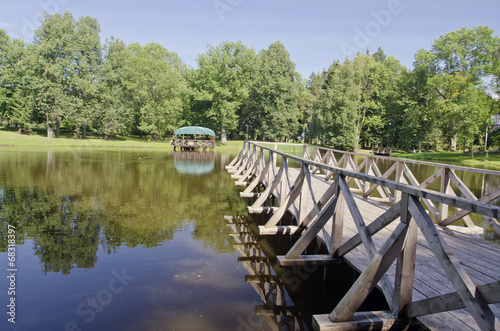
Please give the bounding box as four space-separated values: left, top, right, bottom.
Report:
0 148 282 331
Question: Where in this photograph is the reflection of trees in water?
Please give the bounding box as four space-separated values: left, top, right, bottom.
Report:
0 187 102 274
0 149 247 273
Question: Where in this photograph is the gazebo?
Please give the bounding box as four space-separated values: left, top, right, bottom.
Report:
171 126 216 151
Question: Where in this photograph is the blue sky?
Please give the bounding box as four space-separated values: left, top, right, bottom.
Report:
1 0 499 78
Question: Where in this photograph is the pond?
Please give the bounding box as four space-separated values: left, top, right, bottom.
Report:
2 148 376 331
0 148 272 330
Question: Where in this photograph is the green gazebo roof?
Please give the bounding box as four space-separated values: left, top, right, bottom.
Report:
174 126 215 137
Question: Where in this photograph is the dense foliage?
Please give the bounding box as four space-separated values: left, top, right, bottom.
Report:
1 12 499 151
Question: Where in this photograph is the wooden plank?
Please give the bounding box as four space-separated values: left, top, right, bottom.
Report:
300 179 337 228
245 143 500 219
240 192 261 198
258 225 300 235
485 217 500 236
393 194 418 316
277 255 339 266
248 206 279 214
405 281 500 318
408 195 500 331
313 311 410 331
363 162 397 201
235 151 261 185
331 175 345 254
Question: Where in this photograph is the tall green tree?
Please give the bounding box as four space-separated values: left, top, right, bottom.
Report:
69 16 102 138
192 41 257 144
0 29 9 121
95 38 133 139
250 41 303 141
430 26 500 151
315 59 358 150
31 12 78 137
124 42 186 140
352 53 389 148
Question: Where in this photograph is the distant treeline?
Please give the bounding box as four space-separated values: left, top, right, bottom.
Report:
1 11 499 151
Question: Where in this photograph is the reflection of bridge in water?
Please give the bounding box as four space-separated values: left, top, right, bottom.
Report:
226 141 500 331
227 215 308 330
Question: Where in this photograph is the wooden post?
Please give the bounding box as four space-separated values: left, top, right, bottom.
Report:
392 193 418 317
439 168 451 224
394 161 403 203
331 174 345 254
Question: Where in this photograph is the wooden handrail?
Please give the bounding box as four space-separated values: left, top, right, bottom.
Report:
237 142 500 219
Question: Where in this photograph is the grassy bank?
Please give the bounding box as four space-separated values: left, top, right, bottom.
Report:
390 151 500 171
0 128 244 153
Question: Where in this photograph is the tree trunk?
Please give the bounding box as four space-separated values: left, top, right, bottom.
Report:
462 136 466 155
55 119 61 138
221 125 227 145
471 136 474 159
152 132 157 141
450 133 457 151
82 125 87 139
435 129 438 151
47 114 53 139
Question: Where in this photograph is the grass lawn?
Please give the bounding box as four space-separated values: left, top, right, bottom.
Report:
0 128 244 153
390 150 500 171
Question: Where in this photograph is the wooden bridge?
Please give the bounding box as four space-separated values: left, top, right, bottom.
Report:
226 141 500 331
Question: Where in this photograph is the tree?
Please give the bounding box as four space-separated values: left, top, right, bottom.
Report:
352 53 389 148
123 42 186 140
95 38 133 139
68 16 102 138
315 59 358 150
251 41 303 141
192 41 257 144
31 12 79 138
430 26 500 150
0 29 10 121
304 72 325 143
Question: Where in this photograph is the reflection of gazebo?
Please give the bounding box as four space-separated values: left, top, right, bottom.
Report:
171 126 216 151
172 151 216 176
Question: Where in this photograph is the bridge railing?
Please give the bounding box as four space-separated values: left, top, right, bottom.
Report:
226 141 500 330
300 144 500 234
